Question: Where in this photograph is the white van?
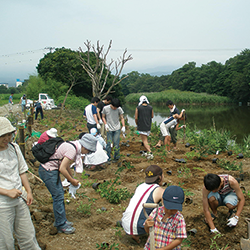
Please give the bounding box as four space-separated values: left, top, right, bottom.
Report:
38 93 57 110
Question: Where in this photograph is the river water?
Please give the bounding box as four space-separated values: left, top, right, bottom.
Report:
123 103 250 144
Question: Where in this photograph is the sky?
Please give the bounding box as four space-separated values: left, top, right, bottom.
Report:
1 0 250 86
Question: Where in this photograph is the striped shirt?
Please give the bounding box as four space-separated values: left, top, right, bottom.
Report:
144 207 187 250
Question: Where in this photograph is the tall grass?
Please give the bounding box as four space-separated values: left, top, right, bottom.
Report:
125 90 232 104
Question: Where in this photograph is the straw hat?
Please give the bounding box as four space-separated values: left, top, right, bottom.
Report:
0 117 16 137
46 128 58 138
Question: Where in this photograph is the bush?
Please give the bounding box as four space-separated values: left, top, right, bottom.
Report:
56 95 90 111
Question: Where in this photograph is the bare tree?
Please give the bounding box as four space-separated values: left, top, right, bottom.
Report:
78 40 132 99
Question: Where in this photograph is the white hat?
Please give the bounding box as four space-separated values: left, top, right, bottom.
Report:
46 128 58 138
90 128 97 136
0 117 16 137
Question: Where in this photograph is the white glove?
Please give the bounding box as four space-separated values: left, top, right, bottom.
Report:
181 125 186 128
121 126 126 133
97 123 101 130
181 109 185 113
227 216 239 227
69 183 81 199
105 124 109 131
210 228 220 234
99 119 103 125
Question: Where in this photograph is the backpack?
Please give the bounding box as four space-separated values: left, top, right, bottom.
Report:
31 137 76 164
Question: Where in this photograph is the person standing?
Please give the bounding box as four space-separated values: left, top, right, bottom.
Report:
19 94 27 113
121 165 165 244
8 93 14 113
102 98 125 163
135 95 154 160
83 97 101 133
38 134 98 234
97 95 112 138
0 117 41 249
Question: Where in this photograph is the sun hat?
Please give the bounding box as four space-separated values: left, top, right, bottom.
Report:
163 186 185 211
79 134 98 152
90 128 97 136
138 95 149 106
46 128 58 138
0 117 16 137
145 165 162 184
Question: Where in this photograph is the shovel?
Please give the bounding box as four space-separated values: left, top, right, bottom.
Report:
240 218 250 250
143 203 159 250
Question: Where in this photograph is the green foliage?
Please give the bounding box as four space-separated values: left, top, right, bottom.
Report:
57 95 89 111
217 159 243 171
96 176 132 204
210 233 229 250
76 201 92 215
37 47 93 99
96 242 119 250
187 127 232 157
0 93 23 106
126 90 231 105
177 166 192 179
122 49 250 102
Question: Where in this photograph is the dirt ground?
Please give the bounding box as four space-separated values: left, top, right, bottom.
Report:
2 105 250 250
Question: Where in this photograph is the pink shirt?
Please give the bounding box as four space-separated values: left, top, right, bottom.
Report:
38 131 51 145
41 142 77 171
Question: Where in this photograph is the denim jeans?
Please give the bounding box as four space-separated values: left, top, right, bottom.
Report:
106 129 120 160
38 165 66 227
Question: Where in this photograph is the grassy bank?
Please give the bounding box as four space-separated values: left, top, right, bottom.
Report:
0 93 23 106
125 90 232 104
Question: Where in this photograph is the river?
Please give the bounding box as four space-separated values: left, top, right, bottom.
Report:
123 103 250 144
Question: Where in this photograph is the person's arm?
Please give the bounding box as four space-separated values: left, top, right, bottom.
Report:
144 217 154 234
0 187 22 199
120 114 125 127
97 107 102 121
229 176 245 218
152 187 164 203
173 109 184 120
135 108 138 125
202 186 217 231
157 239 183 250
59 157 79 186
20 172 33 205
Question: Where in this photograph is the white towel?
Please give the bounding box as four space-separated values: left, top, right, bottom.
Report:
69 183 81 199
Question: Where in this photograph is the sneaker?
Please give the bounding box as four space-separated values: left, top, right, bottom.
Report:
57 224 76 234
112 159 119 163
147 153 154 160
54 220 73 227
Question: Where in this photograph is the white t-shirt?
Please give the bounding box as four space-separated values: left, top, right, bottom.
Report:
102 105 124 131
0 143 28 208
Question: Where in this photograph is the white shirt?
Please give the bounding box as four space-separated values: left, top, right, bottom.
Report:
0 143 28 208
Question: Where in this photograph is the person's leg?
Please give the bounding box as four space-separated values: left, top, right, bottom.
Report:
207 192 222 217
14 199 41 250
223 192 238 215
40 108 44 119
140 134 151 153
35 110 38 120
106 131 112 161
38 165 67 227
113 129 121 160
0 206 16 249
164 135 171 151
169 126 177 149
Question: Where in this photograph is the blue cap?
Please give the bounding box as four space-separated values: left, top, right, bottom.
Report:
163 186 184 211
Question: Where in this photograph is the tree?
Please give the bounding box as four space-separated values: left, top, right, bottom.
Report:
78 40 133 99
37 48 93 99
